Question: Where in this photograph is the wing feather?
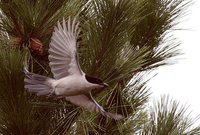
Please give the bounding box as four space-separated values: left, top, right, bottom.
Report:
65 92 123 120
49 17 83 79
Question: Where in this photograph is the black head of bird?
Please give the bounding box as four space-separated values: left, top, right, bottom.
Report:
85 75 109 88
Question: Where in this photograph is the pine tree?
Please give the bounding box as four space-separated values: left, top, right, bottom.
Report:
0 0 199 134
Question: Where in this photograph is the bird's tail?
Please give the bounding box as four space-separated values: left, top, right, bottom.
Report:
23 68 55 96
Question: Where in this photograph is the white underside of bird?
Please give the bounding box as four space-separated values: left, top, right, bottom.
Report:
24 17 123 120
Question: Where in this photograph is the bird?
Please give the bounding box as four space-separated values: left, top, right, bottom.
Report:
24 17 123 120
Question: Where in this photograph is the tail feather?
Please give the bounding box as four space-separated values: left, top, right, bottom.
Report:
24 78 42 85
25 85 48 90
37 90 53 96
24 68 54 96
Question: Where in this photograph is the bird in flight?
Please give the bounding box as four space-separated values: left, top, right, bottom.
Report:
24 17 123 120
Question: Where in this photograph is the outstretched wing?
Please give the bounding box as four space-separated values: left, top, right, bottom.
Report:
65 92 123 120
49 17 83 79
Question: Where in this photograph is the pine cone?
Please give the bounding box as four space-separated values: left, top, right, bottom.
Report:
30 38 44 56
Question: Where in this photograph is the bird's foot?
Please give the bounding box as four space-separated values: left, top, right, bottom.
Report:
46 89 55 98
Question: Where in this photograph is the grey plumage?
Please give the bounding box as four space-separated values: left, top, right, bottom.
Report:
24 68 54 96
65 93 123 120
24 17 123 120
49 17 82 79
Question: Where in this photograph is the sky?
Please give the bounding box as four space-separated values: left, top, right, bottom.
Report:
149 0 200 117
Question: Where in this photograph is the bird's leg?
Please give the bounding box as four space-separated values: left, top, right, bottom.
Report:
51 95 65 101
55 96 65 99
46 89 55 98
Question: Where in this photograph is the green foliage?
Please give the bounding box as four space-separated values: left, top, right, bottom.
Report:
0 46 51 134
141 96 200 135
0 0 199 135
0 0 80 39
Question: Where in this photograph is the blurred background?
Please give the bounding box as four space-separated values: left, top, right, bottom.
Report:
150 0 200 117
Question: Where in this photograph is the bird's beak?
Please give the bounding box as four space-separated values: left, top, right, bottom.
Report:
102 82 109 88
